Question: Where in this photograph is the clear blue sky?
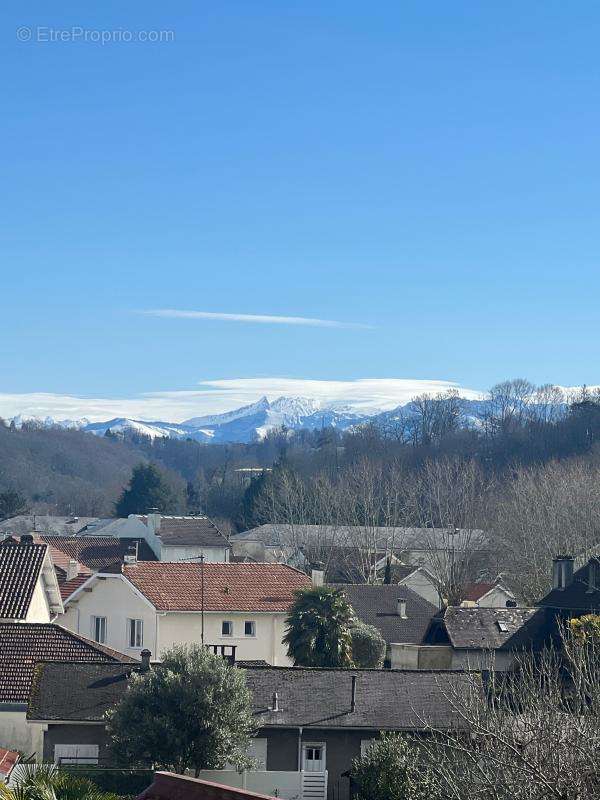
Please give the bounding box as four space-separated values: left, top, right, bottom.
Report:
2 1 600 417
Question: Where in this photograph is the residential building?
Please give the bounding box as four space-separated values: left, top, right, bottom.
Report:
332 584 438 663
58 562 310 663
232 524 496 586
537 554 600 616
0 536 63 623
1 512 231 564
460 581 517 608
28 662 472 800
0 622 131 754
391 606 549 670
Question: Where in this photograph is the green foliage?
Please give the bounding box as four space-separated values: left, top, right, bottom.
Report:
570 613 600 643
0 763 120 800
60 767 152 797
351 734 437 800
350 621 386 668
105 644 256 775
115 463 179 516
0 489 27 521
283 586 356 667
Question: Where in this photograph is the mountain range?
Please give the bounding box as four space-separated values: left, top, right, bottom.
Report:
4 393 534 444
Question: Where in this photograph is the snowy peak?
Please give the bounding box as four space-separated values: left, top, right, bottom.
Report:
182 396 270 428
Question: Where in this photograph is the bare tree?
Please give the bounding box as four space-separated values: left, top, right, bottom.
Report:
418 623 600 800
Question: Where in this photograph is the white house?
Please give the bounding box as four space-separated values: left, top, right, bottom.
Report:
0 535 63 623
58 561 310 663
459 581 517 608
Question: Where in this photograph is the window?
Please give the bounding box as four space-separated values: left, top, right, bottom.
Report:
127 618 143 648
303 743 326 772
496 620 509 633
244 621 256 637
222 620 233 636
92 616 106 644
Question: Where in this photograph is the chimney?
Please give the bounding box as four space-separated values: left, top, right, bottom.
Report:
147 510 161 534
311 562 325 587
124 542 138 564
20 533 34 545
271 691 279 712
67 559 79 581
350 675 357 712
552 555 574 590
140 649 151 672
397 598 407 618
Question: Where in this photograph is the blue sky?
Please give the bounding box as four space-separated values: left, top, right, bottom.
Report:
2 1 600 419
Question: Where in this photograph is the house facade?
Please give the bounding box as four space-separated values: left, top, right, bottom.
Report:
28 662 471 800
58 562 310 663
0 622 131 755
0 536 63 624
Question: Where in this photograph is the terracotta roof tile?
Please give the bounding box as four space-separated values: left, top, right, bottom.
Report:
0 747 19 779
0 538 47 619
461 582 496 602
0 622 133 704
123 562 310 612
40 536 157 573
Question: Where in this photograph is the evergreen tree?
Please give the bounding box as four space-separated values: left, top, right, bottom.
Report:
115 463 179 516
106 645 255 775
0 489 27 521
283 586 356 668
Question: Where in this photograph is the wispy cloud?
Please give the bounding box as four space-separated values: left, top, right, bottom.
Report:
0 379 483 423
140 309 372 329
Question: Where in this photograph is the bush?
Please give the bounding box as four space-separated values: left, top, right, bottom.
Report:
350 621 386 668
351 734 436 800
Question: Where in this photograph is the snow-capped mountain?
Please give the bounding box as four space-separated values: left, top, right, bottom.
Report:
6 392 571 445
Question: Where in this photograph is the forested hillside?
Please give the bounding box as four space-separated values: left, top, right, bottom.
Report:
3 379 600 602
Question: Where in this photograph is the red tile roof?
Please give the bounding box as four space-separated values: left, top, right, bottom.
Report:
58 573 91 600
40 536 156 573
461 582 496 602
0 622 133 703
122 562 310 612
0 538 47 619
0 747 19 780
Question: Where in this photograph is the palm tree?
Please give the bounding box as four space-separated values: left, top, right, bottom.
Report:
0 763 120 800
283 585 356 667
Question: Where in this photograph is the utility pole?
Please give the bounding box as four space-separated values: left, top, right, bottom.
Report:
200 553 205 646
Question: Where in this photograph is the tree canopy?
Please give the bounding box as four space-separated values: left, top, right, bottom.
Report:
350 621 386 668
283 585 356 667
105 645 256 775
115 462 179 516
351 734 436 800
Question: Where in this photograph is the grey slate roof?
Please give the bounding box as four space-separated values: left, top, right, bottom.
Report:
433 607 550 651
234 524 487 553
28 662 473 732
537 560 600 612
0 538 47 619
138 516 230 548
333 584 438 645
28 662 142 721
0 623 133 704
0 516 104 536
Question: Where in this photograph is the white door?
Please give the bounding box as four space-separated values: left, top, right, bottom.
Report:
303 743 326 772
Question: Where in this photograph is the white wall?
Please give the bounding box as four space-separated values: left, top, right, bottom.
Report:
400 570 440 608
59 577 155 658
476 587 514 608
158 612 292 665
59 576 292 664
196 771 303 800
160 545 229 563
0 710 43 757
25 579 52 624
